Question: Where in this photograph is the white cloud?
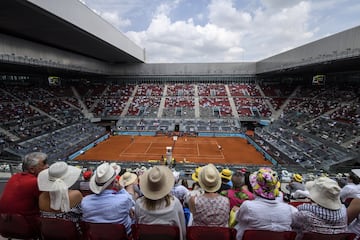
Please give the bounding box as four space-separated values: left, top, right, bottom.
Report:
84 0 357 63
125 0 316 62
100 11 131 29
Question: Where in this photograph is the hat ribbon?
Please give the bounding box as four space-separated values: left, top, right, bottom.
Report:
95 172 116 186
49 178 70 212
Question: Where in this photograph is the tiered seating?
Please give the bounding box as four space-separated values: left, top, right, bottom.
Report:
135 83 164 96
126 96 161 118
166 83 195 96
228 83 252 96
198 83 227 96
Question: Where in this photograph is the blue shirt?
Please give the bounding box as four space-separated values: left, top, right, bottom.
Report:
81 189 135 234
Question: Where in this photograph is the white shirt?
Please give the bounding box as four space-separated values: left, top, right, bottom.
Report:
234 196 298 240
340 183 360 202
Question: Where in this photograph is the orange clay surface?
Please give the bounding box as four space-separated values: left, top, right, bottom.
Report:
75 135 271 166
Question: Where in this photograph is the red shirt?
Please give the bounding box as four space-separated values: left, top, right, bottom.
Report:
0 172 41 216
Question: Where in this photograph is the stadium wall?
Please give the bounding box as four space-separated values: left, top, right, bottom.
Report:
0 33 111 74
111 62 257 76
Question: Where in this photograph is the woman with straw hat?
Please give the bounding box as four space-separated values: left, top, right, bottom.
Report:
37 162 82 228
135 166 186 240
189 164 230 227
292 176 347 239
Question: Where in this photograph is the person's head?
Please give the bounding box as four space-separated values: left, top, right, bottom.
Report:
231 171 245 189
90 162 121 194
220 168 232 183
23 152 48 176
139 166 175 210
198 164 221 193
250 167 280 200
306 176 341 210
37 161 81 211
348 171 360 185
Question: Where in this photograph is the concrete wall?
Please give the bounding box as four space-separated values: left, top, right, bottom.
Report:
111 62 257 76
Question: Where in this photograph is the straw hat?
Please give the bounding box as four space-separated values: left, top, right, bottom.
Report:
198 164 221 193
220 168 232 181
38 162 81 191
306 177 342 210
293 173 303 183
140 166 174 200
192 167 202 182
90 162 121 194
250 167 280 200
120 172 138 187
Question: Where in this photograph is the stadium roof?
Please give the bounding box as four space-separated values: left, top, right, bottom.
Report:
0 0 144 65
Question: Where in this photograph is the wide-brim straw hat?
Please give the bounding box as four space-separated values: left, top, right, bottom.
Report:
38 162 81 191
120 172 137 187
306 177 341 210
90 162 121 194
140 166 174 200
198 164 221 193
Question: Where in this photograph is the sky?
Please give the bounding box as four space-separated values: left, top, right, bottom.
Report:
79 0 360 63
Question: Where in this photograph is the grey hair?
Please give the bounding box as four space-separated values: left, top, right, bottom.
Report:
22 152 47 171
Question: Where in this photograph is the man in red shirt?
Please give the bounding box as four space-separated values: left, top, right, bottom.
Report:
0 152 48 216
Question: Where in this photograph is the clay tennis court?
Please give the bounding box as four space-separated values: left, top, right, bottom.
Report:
75 135 271 166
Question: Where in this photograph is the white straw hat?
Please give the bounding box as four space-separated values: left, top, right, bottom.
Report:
90 162 121 194
140 166 174 200
38 161 81 191
120 172 138 187
198 164 221 193
306 177 342 210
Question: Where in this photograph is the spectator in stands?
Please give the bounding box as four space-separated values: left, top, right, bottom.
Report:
291 177 347 239
340 170 360 205
347 198 360 238
135 166 186 240
286 173 305 195
221 170 254 209
0 152 48 219
171 170 191 226
119 171 139 200
37 162 82 230
218 168 233 192
79 170 92 192
189 164 230 227
185 167 204 204
81 162 134 235
233 167 297 240
171 170 189 204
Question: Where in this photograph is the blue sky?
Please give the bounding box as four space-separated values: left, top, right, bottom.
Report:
80 0 360 63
